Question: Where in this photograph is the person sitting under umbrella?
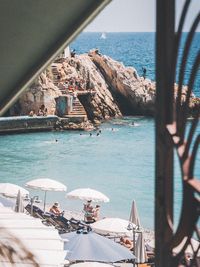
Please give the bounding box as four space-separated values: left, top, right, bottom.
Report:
83 200 94 222
49 202 63 216
93 205 100 221
120 237 133 250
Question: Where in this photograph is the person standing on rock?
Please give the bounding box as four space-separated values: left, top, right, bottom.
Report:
142 67 147 79
73 90 77 99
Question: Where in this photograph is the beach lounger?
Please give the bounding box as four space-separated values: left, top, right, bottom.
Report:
25 204 44 219
52 216 87 232
69 217 89 230
25 204 57 227
50 215 72 232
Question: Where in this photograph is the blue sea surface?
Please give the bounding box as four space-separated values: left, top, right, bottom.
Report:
72 32 200 95
0 33 199 230
0 117 156 228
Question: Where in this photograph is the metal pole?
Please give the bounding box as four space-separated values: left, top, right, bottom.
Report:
43 191 47 211
156 0 175 266
133 228 136 267
30 197 33 216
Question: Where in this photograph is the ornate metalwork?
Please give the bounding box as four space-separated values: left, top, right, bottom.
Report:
156 0 200 266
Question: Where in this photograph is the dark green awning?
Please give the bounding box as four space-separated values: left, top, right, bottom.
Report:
0 0 110 115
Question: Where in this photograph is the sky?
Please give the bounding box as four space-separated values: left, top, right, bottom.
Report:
85 0 200 32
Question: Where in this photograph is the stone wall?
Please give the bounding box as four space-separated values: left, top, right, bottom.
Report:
0 116 58 134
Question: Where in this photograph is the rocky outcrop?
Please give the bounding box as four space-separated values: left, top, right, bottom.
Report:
53 55 122 123
88 50 156 116
17 71 61 116
60 118 95 131
12 50 199 127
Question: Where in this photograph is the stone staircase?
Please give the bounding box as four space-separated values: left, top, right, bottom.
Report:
51 64 87 117
51 64 61 86
68 98 87 116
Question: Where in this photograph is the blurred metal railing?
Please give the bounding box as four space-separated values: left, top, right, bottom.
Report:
155 0 200 266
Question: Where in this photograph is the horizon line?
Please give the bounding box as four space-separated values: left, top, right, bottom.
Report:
83 31 200 33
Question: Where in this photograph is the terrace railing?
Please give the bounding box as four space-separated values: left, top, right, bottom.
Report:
155 0 200 266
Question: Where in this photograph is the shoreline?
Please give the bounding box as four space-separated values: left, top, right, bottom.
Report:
0 113 196 135
0 115 92 134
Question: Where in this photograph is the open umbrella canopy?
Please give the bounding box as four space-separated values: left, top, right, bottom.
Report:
92 217 136 236
61 230 135 262
147 237 200 256
25 178 67 211
71 263 114 267
0 195 15 208
25 178 67 191
0 183 29 198
66 188 109 202
173 238 200 256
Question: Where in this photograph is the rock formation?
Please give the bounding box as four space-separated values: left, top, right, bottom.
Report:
52 54 122 123
11 50 199 129
16 70 61 116
88 50 156 116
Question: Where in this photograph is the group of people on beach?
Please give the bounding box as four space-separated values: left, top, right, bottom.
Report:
29 104 48 117
48 200 100 223
83 200 100 223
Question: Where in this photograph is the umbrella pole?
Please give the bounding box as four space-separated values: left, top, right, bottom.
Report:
44 191 47 211
133 228 136 267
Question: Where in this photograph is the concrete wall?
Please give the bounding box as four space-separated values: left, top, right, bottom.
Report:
0 115 59 134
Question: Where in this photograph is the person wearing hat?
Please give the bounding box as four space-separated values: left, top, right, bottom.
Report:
83 200 94 223
49 202 63 216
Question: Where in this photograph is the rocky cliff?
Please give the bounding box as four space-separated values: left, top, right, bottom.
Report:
12 50 199 125
89 50 156 116
12 70 62 116
52 54 122 123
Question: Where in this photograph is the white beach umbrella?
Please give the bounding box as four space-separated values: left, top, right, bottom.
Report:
0 183 29 198
71 263 114 267
129 200 141 228
67 188 109 202
61 230 135 262
147 237 200 257
0 195 15 208
0 206 66 267
92 217 136 236
14 190 24 213
135 231 147 263
173 237 200 256
25 178 67 210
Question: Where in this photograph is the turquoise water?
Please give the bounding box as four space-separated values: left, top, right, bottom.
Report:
0 117 199 229
0 33 199 230
72 32 200 95
0 117 155 228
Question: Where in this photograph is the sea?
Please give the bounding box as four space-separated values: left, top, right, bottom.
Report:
0 33 199 230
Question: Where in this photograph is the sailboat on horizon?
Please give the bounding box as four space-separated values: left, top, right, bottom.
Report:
100 32 106 39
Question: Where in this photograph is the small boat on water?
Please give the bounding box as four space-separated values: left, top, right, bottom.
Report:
100 32 106 39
